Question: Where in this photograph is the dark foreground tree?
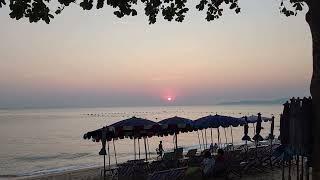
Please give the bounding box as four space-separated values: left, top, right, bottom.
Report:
1 0 320 177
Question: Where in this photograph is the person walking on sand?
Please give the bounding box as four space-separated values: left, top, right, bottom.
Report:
157 141 164 159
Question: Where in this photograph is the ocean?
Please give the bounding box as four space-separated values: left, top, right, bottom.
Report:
0 105 282 177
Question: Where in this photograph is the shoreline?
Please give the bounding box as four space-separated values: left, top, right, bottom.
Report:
14 166 105 180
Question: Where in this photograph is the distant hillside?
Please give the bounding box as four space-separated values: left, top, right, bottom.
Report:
217 98 288 105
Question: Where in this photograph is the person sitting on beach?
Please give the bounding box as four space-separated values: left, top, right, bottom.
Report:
156 141 164 158
215 149 225 162
209 143 214 153
209 143 219 153
211 149 228 176
201 150 215 178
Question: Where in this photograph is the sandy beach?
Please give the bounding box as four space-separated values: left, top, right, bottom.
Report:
6 164 310 180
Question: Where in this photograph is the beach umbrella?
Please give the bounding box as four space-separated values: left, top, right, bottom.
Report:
83 116 160 141
158 116 194 149
83 126 114 142
108 116 160 161
242 119 251 141
246 115 272 123
242 117 250 160
194 115 221 129
280 102 290 145
268 116 275 140
195 114 244 148
252 113 264 142
108 116 160 139
84 117 160 163
246 115 259 124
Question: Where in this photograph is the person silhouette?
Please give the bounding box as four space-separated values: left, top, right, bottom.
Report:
157 141 164 158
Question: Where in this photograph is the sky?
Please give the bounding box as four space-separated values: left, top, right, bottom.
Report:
0 0 312 108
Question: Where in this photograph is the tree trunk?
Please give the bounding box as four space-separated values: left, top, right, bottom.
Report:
306 0 320 179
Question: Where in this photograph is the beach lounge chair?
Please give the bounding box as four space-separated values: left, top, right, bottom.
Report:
148 160 166 173
162 152 179 169
148 167 187 180
163 152 175 161
200 149 210 156
117 161 149 180
174 148 183 159
185 149 197 158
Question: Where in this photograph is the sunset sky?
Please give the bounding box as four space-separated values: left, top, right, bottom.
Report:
0 0 312 108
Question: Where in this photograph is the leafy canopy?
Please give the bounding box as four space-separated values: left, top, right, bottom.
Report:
0 0 306 24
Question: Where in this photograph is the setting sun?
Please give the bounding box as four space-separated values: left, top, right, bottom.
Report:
167 97 172 101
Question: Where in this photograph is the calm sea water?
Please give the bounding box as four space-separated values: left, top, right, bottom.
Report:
0 105 282 177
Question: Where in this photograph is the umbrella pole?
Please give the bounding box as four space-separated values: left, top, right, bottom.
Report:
147 138 151 159
176 134 178 150
217 128 221 148
282 157 285 180
301 156 304 180
230 127 234 148
306 157 310 180
270 137 273 169
138 138 141 159
144 137 148 161
297 155 299 180
210 128 213 146
134 138 136 160
289 159 292 180
201 130 205 150
253 124 256 136
113 139 118 165
224 128 228 148
245 140 248 160
107 141 111 170
103 154 106 180
197 131 202 150
204 129 208 149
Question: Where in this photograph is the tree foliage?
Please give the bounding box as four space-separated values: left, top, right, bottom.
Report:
0 0 307 24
